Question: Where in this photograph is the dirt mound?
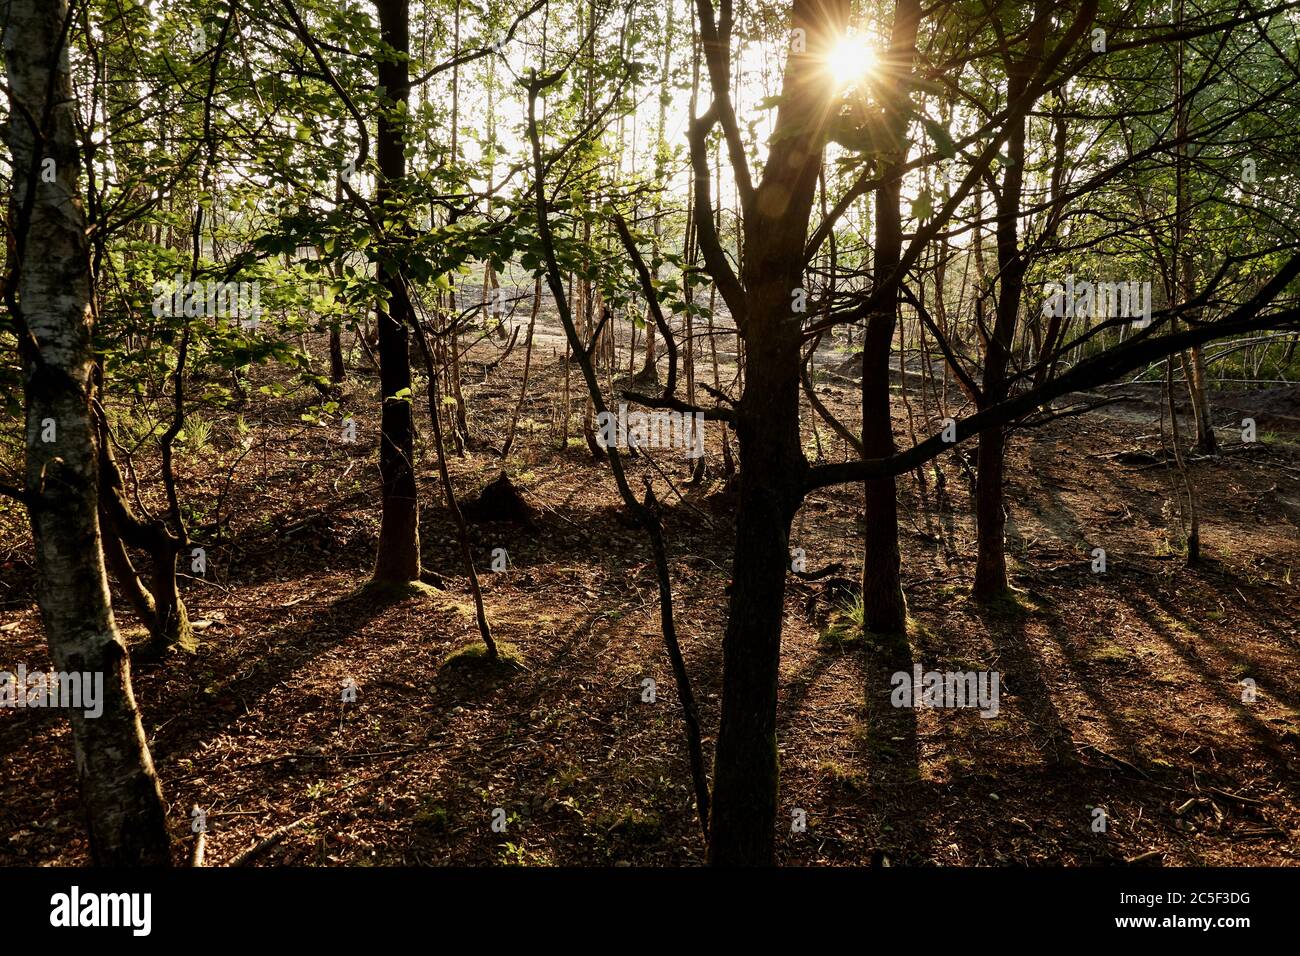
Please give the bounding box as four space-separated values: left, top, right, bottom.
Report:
460 472 538 526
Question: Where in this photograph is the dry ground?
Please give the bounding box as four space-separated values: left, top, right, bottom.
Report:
1 320 1297 866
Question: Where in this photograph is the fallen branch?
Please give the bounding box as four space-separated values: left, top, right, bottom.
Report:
227 815 313 867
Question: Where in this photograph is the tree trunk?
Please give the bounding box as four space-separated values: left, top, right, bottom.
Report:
860 0 921 635
149 539 192 652
708 291 805 866
95 399 195 653
372 0 422 583
329 326 346 385
5 0 171 865
972 425 1009 597
1173 0 1216 458
971 4 1049 601
99 512 159 630
445 0 470 452
1186 345 1217 454
704 0 850 864
861 187 907 634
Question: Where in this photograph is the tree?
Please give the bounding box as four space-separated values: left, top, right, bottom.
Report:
4 0 171 866
971 2 1054 601
691 0 852 865
859 0 922 633
371 0 423 584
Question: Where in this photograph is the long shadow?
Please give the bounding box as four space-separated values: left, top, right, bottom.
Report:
974 598 1078 770
380 584 725 866
775 630 846 726
1138 587 1300 784
931 460 962 568
151 489 735 852
1151 563 1300 701
146 581 410 764
1029 577 1156 769
859 627 930 864
772 614 930 863
1022 439 1096 555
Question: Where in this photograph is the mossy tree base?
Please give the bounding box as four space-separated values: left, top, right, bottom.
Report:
356 578 441 604
438 640 526 674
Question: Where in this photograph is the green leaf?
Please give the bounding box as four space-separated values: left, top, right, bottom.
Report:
920 117 957 159
910 190 935 222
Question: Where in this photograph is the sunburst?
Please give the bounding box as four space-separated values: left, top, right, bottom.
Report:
825 34 877 90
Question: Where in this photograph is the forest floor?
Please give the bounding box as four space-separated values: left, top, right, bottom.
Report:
1 318 1298 866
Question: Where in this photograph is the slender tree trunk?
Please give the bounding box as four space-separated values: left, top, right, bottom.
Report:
100 511 159 628
639 0 676 381
329 326 346 385
446 0 470 452
972 4 1049 601
527 77 711 836
860 0 921 635
1167 355 1201 562
94 392 194 653
502 277 542 459
1186 345 1216 453
482 56 509 341
1173 6 1216 456
972 425 1009 597
5 0 171 865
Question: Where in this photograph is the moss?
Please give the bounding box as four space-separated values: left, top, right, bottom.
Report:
354 578 440 604
819 759 870 794
439 640 526 673
414 801 451 833
169 604 199 654
975 590 1031 619
599 808 663 843
1086 640 1133 664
